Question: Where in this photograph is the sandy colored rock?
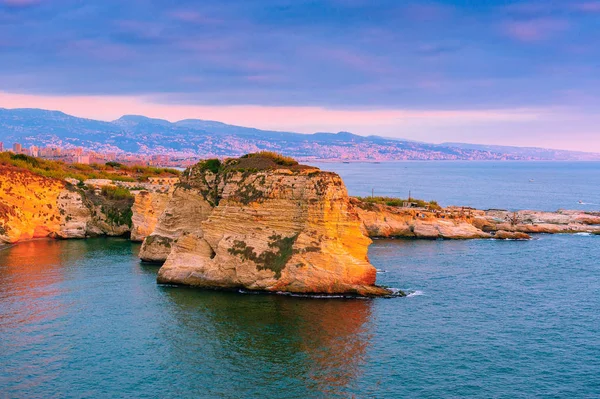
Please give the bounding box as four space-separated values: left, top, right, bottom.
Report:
354 200 491 239
493 230 531 240
131 191 171 242
0 166 66 243
152 156 392 296
139 186 213 262
0 166 138 243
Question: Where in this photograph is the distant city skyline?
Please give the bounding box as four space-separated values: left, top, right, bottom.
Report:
1 1 599 151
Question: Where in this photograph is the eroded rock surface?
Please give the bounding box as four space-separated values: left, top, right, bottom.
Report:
131 191 171 242
0 166 135 243
146 156 391 296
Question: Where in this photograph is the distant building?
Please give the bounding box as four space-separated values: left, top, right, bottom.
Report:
29 145 39 157
13 143 22 153
0 142 3 152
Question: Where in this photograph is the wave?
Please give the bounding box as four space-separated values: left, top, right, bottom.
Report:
376 269 387 273
406 290 424 297
575 232 593 236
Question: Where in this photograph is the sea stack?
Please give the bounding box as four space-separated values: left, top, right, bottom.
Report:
141 153 392 297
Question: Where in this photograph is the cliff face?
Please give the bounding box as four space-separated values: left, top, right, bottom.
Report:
0 166 67 243
0 166 134 244
138 186 213 261
145 157 391 296
131 191 171 242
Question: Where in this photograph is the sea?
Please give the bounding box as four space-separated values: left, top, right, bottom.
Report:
1 162 599 398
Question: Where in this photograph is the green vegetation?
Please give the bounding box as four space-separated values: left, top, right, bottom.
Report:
240 151 298 166
102 205 133 228
355 196 442 210
0 152 180 182
228 233 299 278
100 186 134 201
197 158 222 174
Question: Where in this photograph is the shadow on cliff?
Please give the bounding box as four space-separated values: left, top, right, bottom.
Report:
157 286 374 397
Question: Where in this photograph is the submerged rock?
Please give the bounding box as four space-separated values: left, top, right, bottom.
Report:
145 154 392 297
493 230 531 240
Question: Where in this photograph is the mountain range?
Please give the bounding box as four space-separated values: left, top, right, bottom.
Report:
0 107 598 161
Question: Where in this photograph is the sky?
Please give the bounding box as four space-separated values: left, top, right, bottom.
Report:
1 0 600 151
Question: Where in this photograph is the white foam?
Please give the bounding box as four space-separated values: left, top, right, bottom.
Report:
376 269 387 273
575 232 592 236
406 290 424 297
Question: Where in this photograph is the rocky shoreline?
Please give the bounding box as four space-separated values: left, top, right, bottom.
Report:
354 200 600 240
2 155 599 297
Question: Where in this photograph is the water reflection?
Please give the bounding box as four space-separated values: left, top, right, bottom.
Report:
161 287 374 398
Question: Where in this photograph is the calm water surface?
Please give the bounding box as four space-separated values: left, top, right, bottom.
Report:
1 236 599 398
310 161 600 211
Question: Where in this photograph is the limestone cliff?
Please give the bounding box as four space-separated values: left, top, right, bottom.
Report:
145 155 391 296
0 166 135 243
131 191 171 242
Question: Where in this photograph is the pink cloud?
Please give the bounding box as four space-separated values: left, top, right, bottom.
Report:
502 18 569 42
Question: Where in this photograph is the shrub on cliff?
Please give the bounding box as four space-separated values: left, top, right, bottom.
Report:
101 186 134 201
240 152 298 166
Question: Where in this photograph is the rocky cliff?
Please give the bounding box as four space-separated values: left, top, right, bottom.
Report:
0 166 134 244
131 191 172 242
142 155 392 297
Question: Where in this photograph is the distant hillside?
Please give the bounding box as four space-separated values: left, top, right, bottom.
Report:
1 108 598 161
441 142 600 161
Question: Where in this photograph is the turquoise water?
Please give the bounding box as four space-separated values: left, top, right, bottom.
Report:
311 161 600 211
1 162 600 398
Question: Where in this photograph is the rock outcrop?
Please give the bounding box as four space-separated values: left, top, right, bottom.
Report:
493 230 531 240
354 200 600 240
144 155 392 296
353 200 491 239
0 166 135 243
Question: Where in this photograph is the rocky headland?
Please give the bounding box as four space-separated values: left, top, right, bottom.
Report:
142 154 391 297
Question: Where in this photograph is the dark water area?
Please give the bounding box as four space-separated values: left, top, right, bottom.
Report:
1 236 599 398
310 161 600 212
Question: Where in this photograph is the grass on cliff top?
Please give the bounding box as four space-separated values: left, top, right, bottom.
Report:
0 153 180 183
355 196 442 210
189 152 314 175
